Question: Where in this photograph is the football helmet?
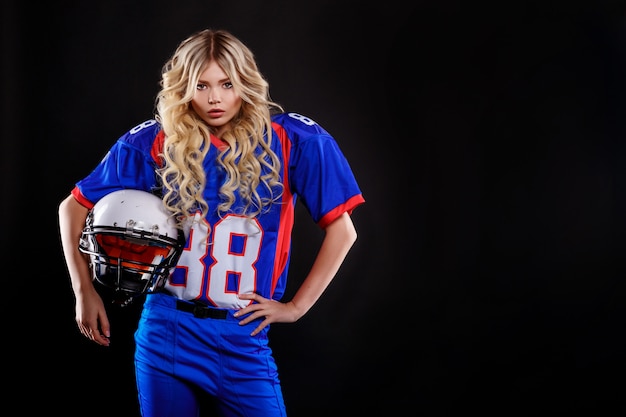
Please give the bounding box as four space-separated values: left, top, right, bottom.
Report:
79 189 185 303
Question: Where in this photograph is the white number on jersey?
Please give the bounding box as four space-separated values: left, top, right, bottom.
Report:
168 213 263 309
287 112 316 126
129 119 157 134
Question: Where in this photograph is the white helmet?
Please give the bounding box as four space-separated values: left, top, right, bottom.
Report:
79 189 185 303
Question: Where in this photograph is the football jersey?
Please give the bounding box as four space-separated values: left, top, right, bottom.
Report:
72 112 365 308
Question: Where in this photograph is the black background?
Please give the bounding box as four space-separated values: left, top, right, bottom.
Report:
4 1 626 416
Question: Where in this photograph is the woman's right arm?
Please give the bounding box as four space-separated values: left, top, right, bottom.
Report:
58 195 111 346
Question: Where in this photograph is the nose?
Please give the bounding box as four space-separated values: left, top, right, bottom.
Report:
208 92 221 105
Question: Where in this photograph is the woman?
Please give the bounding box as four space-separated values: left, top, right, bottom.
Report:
59 28 364 417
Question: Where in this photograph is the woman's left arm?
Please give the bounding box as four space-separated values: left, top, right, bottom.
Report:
235 212 358 335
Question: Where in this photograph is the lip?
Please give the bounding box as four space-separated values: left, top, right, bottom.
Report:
207 110 225 118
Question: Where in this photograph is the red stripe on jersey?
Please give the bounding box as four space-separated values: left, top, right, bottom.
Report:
270 122 295 298
151 130 227 168
150 130 166 167
71 187 95 209
318 194 366 229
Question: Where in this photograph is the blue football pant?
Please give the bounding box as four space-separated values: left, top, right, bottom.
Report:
134 293 287 417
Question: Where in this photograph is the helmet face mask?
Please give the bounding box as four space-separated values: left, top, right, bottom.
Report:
79 189 185 304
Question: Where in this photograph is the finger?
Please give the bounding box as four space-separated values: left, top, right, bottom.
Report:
237 292 256 301
80 325 92 339
234 301 264 318
237 310 261 325
250 319 269 336
91 329 111 346
81 326 110 346
99 321 111 339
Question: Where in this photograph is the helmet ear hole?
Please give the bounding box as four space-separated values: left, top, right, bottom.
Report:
79 189 185 303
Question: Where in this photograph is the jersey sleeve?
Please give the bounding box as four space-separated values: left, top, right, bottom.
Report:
72 120 164 209
272 112 365 228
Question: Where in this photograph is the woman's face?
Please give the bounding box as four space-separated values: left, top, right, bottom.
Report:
191 60 243 137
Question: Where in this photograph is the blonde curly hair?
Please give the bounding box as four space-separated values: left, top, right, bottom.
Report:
155 29 284 229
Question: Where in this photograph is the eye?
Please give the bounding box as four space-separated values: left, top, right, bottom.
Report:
196 83 207 90
223 82 233 89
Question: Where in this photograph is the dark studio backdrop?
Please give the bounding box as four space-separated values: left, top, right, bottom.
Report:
3 1 626 416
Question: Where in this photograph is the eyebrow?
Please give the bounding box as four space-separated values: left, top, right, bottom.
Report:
197 77 231 85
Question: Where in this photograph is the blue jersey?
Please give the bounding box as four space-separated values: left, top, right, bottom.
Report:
72 112 365 309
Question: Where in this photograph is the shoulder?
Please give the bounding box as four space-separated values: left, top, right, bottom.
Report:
271 112 332 141
109 119 164 165
118 119 162 148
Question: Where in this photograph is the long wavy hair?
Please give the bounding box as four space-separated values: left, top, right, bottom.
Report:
155 29 284 229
